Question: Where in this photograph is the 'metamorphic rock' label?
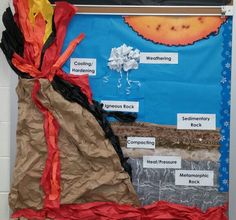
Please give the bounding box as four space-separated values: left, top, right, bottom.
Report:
175 170 214 186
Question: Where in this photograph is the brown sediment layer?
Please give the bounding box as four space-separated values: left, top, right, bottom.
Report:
111 122 220 151
122 148 220 161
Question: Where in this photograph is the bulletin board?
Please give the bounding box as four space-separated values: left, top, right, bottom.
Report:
60 13 232 211
2 0 236 219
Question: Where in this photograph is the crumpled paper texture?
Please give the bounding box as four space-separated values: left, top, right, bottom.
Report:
128 158 227 211
108 44 140 73
9 78 139 211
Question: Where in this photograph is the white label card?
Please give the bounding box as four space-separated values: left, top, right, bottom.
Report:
140 52 178 64
127 137 155 149
143 156 182 169
177 114 216 130
175 170 214 186
70 58 96 76
101 100 139 113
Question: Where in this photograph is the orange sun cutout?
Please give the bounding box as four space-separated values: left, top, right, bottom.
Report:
124 16 226 46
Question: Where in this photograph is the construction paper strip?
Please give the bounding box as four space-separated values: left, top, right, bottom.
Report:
219 17 232 192
13 0 46 68
29 0 54 43
12 200 228 220
32 80 61 208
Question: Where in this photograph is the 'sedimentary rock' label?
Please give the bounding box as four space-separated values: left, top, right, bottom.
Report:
101 100 139 113
127 137 155 149
70 58 96 75
177 114 216 130
140 52 178 64
143 156 181 169
175 170 214 186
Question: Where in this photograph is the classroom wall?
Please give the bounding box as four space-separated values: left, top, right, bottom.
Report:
0 0 11 219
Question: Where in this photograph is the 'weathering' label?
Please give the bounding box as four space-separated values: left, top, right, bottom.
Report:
140 52 178 64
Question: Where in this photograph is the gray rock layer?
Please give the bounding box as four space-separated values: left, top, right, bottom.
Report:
129 158 227 211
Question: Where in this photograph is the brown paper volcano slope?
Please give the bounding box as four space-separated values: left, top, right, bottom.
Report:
10 79 140 212
124 16 225 46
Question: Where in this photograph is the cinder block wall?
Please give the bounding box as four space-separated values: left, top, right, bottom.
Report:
0 0 12 219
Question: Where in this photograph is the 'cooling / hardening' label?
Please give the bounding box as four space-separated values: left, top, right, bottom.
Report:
70 58 96 76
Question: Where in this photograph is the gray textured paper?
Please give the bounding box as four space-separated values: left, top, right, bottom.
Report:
128 158 227 211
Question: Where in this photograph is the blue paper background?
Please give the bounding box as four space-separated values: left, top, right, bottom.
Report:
62 15 232 192
62 15 227 127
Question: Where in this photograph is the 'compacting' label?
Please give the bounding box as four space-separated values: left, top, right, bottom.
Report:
127 137 156 149
143 156 182 169
70 58 96 76
101 100 139 113
175 170 214 186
